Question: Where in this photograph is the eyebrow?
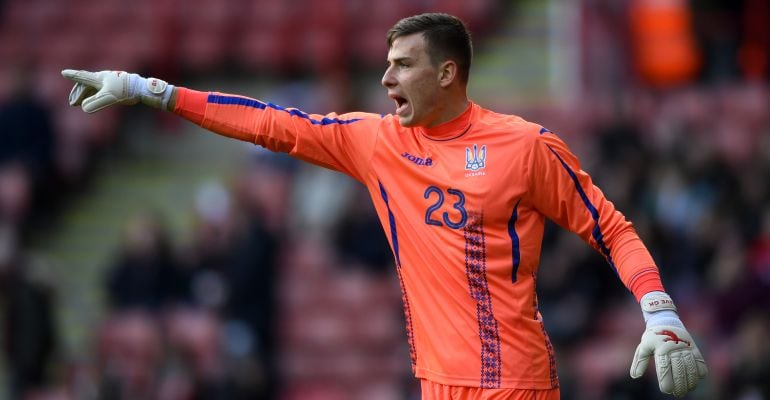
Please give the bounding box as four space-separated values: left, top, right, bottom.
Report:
388 56 414 64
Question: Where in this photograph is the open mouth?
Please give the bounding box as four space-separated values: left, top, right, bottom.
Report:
390 94 408 115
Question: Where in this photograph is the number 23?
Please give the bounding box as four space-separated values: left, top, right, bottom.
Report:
424 186 467 229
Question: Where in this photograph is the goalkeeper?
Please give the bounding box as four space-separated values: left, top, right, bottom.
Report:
62 13 706 399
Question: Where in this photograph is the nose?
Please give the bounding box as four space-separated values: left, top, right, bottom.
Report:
381 66 396 88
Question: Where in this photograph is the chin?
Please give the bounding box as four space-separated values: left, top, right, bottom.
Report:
398 115 416 127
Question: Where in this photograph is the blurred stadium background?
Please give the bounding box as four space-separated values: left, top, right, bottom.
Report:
1 0 769 399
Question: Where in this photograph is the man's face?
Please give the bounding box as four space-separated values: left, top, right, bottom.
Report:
382 33 443 127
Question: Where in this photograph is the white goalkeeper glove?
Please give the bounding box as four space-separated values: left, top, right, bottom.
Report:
61 69 174 113
630 291 707 397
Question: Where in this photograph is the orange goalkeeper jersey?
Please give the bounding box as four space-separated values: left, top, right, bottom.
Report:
174 89 664 389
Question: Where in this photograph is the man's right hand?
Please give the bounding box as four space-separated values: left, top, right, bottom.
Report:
61 69 174 113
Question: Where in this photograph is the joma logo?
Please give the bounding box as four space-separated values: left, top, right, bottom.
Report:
401 151 433 166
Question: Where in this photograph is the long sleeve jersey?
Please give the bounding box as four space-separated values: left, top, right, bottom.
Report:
174 88 664 389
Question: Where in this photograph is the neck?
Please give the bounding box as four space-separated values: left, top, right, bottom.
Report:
426 92 470 128
419 101 474 140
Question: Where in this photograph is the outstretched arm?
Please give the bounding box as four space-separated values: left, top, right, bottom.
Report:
61 69 383 182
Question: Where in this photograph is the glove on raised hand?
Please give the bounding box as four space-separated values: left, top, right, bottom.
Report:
630 291 707 397
61 69 173 113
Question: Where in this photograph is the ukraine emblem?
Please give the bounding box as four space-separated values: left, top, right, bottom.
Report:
465 144 487 171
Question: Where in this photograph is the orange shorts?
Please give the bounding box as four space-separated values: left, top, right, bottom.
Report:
420 380 560 400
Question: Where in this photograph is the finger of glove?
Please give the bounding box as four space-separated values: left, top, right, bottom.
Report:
681 352 700 394
61 69 103 89
667 352 697 398
693 347 708 378
655 353 674 395
81 90 118 113
68 83 96 106
630 343 651 379
697 359 708 378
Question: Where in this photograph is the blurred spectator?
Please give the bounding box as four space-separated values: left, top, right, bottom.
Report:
710 207 770 334
173 171 287 399
690 1 744 83
98 212 189 398
0 161 33 228
0 223 58 399
225 159 288 399
628 0 701 88
724 311 770 398
747 206 770 286
0 62 57 234
105 211 184 312
95 310 163 400
737 0 770 81
0 64 56 189
163 308 232 400
333 186 394 275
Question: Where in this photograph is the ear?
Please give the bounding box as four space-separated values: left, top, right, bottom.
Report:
438 60 458 88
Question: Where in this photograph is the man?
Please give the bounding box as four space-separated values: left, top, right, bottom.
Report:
62 13 706 399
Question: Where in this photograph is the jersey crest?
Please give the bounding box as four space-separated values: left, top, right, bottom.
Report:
465 144 487 171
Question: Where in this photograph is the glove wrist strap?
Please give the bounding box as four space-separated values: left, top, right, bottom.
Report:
144 77 174 110
131 74 174 110
640 291 683 328
640 291 676 313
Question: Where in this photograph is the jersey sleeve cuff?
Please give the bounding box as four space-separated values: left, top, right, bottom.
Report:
629 269 666 302
173 87 207 125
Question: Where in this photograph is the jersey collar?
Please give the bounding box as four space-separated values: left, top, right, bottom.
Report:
418 102 474 141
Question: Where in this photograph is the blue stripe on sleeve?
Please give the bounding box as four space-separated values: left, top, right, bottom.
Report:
378 181 401 268
508 198 521 283
546 145 618 274
207 94 365 126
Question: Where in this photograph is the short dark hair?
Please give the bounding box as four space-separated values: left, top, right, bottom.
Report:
387 13 473 83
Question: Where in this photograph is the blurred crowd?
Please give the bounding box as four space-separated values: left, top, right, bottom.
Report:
2 0 770 399
89 155 409 400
